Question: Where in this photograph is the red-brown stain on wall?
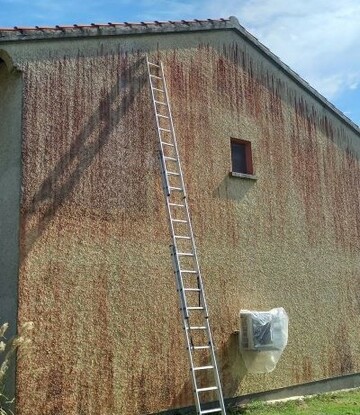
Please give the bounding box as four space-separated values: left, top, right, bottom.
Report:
16 39 360 415
302 357 313 382
326 322 355 378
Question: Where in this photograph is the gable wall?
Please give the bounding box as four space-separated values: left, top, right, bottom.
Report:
1 29 359 414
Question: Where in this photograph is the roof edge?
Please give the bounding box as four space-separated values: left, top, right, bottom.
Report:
0 16 358 134
0 18 231 40
228 16 360 135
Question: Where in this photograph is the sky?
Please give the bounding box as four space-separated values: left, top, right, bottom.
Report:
1 0 360 127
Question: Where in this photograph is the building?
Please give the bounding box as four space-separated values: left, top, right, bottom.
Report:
0 16 359 415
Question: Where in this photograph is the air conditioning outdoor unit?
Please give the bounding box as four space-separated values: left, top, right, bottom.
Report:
239 308 289 373
240 311 277 351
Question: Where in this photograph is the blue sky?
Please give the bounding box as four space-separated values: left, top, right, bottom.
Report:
1 0 360 127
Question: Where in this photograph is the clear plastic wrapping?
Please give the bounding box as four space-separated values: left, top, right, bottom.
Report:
239 307 288 373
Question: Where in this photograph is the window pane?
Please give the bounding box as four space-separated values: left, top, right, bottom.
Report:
231 142 247 173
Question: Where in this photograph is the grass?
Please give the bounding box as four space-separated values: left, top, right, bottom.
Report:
229 388 360 415
0 321 34 415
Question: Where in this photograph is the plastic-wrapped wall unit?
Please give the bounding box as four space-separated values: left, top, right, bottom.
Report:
240 308 289 373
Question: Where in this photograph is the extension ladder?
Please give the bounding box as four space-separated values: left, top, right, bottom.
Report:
146 56 226 415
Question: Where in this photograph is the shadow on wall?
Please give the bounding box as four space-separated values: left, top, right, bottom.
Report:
0 49 15 72
153 333 247 415
22 55 148 259
213 175 255 201
220 332 248 396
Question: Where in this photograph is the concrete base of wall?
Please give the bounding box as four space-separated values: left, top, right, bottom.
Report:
153 373 360 414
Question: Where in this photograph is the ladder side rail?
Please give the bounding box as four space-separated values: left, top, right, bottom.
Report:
160 59 226 414
157 60 193 319
162 166 190 317
170 245 187 315
204 319 227 413
147 56 191 324
147 57 226 415
182 197 209 310
159 61 210 315
184 224 226 413
159 62 187 198
165 196 192 310
171 246 202 414
147 57 170 196
158 62 206 413
159 153 170 200
169 231 190 319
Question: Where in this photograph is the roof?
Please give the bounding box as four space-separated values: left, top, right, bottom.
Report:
0 16 358 134
0 18 231 40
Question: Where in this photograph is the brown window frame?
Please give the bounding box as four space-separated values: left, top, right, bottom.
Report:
230 138 254 175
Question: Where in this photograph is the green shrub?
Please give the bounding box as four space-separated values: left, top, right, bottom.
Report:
0 321 33 415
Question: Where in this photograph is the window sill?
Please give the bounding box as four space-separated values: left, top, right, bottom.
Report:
230 172 258 180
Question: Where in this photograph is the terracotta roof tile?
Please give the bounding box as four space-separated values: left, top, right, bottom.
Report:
0 18 230 34
0 16 358 133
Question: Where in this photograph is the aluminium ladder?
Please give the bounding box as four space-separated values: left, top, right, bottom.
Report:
146 56 226 415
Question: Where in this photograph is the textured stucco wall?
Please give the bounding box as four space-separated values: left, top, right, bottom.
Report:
1 28 360 415
0 57 22 403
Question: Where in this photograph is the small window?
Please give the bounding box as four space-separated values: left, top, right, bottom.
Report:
231 138 253 175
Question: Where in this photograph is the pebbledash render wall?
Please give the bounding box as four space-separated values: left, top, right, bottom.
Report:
0 16 359 415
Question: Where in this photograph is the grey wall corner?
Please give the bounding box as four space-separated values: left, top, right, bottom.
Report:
0 49 23 413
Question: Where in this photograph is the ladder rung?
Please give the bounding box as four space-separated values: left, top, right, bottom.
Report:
180 270 197 274
169 187 183 192
178 252 194 256
184 288 201 292
167 171 179 175
187 307 204 310
193 365 214 371
164 156 177 161
154 100 167 105
150 74 162 79
172 219 187 223
162 142 175 147
169 203 185 207
153 88 165 92
189 326 207 330
159 127 171 132
175 235 190 239
200 408 222 414
148 62 160 67
156 113 168 117
197 386 218 392
192 345 210 350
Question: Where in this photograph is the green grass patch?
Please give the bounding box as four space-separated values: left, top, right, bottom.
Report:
228 388 360 415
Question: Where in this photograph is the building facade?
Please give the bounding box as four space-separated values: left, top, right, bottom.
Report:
0 16 359 415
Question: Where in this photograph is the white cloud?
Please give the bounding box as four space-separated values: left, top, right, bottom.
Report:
2 0 359 116
195 0 360 101
145 0 360 103
134 0 360 99
144 0 360 124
